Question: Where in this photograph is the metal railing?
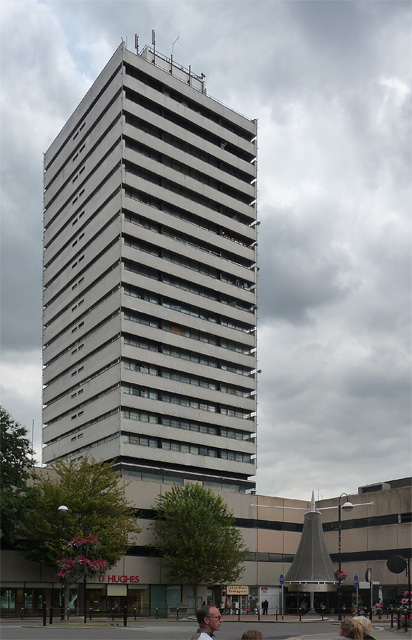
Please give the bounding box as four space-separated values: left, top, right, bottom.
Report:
2 603 410 628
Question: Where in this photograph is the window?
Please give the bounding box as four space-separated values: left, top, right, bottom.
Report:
124 311 249 356
124 197 253 270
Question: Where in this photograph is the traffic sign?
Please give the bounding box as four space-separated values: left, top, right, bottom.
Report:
279 574 285 585
354 574 359 587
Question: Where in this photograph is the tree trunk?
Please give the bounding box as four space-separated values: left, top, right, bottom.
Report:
193 584 198 615
83 576 87 624
64 582 70 616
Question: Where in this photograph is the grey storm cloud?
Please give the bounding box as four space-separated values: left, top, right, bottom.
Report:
258 206 352 325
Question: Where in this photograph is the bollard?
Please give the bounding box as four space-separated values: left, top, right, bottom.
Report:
404 608 408 633
299 607 302 622
397 609 401 630
258 608 260 621
21 608 24 620
390 607 394 628
112 608 115 621
156 607 158 620
176 607 179 621
237 608 240 621
43 603 47 627
134 607 137 621
276 607 278 621
50 606 53 625
124 605 128 627
89 608 92 621
67 607 70 619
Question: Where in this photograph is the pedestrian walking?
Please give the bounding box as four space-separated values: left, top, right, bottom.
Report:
189 604 223 640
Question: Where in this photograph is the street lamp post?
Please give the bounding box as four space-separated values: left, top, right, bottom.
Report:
337 494 353 620
58 505 69 619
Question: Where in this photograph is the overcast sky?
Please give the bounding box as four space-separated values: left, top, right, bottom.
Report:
1 0 411 500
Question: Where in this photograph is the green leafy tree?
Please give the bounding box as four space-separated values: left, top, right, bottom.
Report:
20 457 141 576
0 407 35 545
152 483 248 605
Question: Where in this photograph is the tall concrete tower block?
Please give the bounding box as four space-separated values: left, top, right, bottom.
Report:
42 41 259 492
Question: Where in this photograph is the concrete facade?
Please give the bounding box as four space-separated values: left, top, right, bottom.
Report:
42 42 258 492
1 477 410 615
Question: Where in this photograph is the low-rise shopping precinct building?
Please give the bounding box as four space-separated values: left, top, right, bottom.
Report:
1 475 410 616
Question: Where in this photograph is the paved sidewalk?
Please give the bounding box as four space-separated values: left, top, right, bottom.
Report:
0 614 408 628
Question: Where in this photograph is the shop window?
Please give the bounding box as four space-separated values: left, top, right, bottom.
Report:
1 589 16 609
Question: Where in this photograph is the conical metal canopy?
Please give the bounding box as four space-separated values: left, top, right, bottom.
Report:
285 492 336 583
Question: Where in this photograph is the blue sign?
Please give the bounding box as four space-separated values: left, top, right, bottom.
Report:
354 574 359 587
279 574 285 585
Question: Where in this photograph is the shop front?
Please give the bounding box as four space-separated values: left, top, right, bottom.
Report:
1 583 77 615
225 585 249 614
285 583 336 614
0 578 174 617
259 586 280 615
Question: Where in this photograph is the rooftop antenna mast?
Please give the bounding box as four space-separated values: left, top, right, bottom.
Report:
152 29 156 62
171 33 180 63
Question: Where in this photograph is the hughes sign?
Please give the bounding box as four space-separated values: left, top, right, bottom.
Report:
99 575 140 583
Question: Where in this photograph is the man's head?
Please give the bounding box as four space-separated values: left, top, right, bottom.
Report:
196 604 222 634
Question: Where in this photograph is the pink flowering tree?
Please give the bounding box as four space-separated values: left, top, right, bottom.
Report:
401 590 411 621
57 535 109 613
57 535 109 583
57 536 109 584
334 569 348 581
